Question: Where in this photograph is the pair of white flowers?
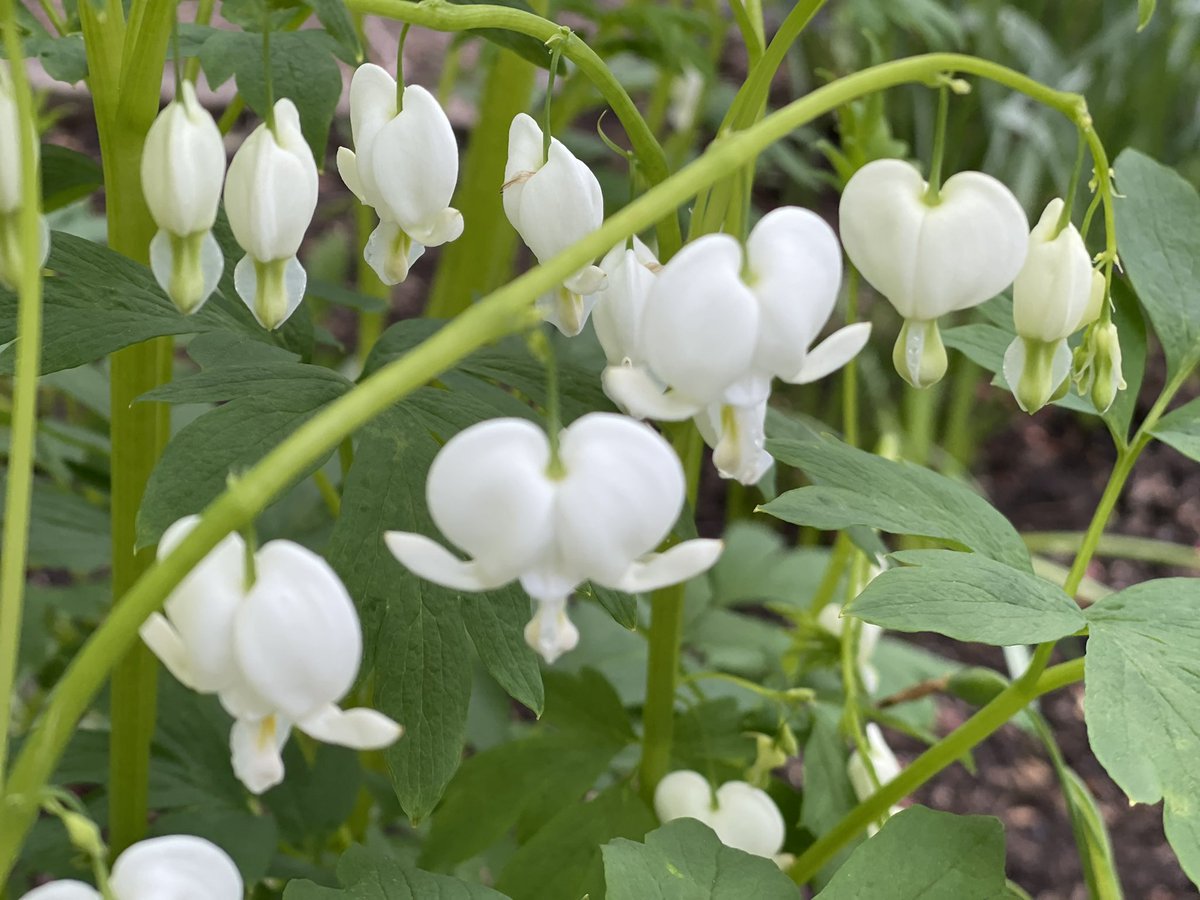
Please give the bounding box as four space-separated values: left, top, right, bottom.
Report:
140 516 401 794
142 83 317 329
598 210 870 485
0 62 50 290
20 835 240 900
840 158 1122 412
385 413 723 663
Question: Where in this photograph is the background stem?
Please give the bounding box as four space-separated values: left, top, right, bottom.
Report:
80 0 175 854
0 2 45 796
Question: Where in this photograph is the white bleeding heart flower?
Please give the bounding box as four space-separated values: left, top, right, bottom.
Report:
141 81 226 314
667 66 705 133
591 237 660 368
839 158 1029 388
337 64 463 286
1003 198 1102 413
19 834 242 900
817 602 883 695
847 724 904 834
654 770 786 860
140 517 402 794
1074 318 1125 414
603 208 868 484
502 113 607 335
384 413 722 663
223 98 318 330
0 61 50 291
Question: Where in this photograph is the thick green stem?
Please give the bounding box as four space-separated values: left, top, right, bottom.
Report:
0 4 44 794
0 52 1116 877
81 0 175 854
789 658 1084 884
426 45 536 318
638 425 700 804
347 0 682 258
1022 532 1200 571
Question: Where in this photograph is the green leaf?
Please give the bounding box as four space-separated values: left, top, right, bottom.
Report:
136 363 350 547
460 586 544 715
150 807 278 885
420 732 626 870
1113 149 1200 377
708 521 830 610
816 807 1007 899
298 0 362 59
585 582 640 629
23 34 87 83
199 30 342 158
800 705 860 881
1138 0 1157 30
41 144 103 211
1084 578 1200 884
265 744 362 846
1062 767 1124 900
1151 396 1200 461
602 818 799 899
0 233 302 375
541 668 636 746
849 550 1085 645
0 478 109 573
284 844 508 899
495 783 657 900
762 437 1030 571
326 404 476 821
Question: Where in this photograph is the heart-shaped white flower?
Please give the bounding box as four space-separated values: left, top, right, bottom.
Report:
653 770 786 859
19 835 242 900
839 158 1028 387
384 413 722 663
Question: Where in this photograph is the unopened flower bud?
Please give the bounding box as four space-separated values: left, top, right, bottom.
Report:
224 99 318 330
1089 320 1125 413
142 81 226 313
0 61 50 290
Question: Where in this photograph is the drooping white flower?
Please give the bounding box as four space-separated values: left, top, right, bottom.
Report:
1002 198 1103 413
223 98 318 330
667 66 705 133
591 237 660 368
141 81 226 314
0 61 50 290
817 602 884 694
839 158 1029 388
502 113 607 335
141 517 402 794
654 770 786 860
19 834 242 900
337 64 463 285
602 208 869 484
384 413 723 663
847 723 904 834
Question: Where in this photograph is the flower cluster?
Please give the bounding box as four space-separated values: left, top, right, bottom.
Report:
141 516 402 794
20 835 241 900
385 413 723 663
839 158 1121 411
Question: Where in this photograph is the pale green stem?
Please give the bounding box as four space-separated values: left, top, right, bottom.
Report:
0 2 45 795
182 0 216 82
0 52 1119 877
789 658 1084 883
842 266 861 448
80 0 175 855
639 424 700 804
1023 532 1200 571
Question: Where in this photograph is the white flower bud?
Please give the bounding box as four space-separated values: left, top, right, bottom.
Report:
141 517 401 795
503 114 606 334
19 835 242 900
847 724 903 803
224 99 318 330
141 82 226 314
0 61 50 290
839 158 1028 388
338 65 463 285
385 414 722 663
654 770 786 860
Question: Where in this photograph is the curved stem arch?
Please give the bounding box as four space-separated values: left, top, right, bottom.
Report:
0 51 1116 878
